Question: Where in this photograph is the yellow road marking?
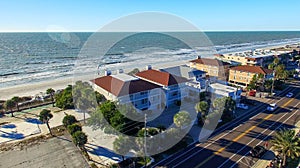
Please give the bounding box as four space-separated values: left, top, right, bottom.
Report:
194 94 297 168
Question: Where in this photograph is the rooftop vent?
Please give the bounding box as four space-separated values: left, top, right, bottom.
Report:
104 69 111 76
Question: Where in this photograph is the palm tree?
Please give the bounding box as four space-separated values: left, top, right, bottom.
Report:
173 111 192 129
11 96 20 112
270 128 300 167
4 99 16 117
73 81 97 123
273 57 280 65
282 70 289 82
39 109 53 135
46 88 55 107
195 101 209 122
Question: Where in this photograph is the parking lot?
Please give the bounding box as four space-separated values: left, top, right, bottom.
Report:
0 136 89 168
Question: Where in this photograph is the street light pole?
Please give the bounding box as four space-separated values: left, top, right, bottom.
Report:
144 113 147 168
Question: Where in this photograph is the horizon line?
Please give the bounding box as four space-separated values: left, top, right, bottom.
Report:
0 29 300 33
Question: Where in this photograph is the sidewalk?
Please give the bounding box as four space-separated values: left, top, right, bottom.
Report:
0 105 88 144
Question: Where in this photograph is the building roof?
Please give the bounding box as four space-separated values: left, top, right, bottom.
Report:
190 58 230 66
230 65 273 74
135 69 189 86
111 73 139 82
209 83 237 93
91 75 160 97
160 65 206 79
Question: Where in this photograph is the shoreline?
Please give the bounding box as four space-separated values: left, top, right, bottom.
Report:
0 74 96 100
1 42 299 101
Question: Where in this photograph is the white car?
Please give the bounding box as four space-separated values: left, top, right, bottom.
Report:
267 103 278 111
236 103 249 110
286 92 294 98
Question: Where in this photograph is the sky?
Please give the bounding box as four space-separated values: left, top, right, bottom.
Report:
1 0 300 32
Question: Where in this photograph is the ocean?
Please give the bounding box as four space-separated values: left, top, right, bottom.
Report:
1 31 300 88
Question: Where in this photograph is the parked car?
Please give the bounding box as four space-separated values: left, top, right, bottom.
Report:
286 92 294 98
250 145 266 158
236 103 249 110
267 103 278 111
248 90 256 97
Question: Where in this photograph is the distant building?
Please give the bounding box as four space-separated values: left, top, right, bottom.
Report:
189 58 230 81
216 48 295 67
91 73 162 111
208 83 242 101
228 65 273 87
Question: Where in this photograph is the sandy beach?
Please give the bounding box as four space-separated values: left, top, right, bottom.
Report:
1 42 298 101
0 77 73 100
0 75 96 100
0 60 189 101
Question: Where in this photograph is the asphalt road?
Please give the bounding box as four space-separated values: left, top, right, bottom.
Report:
153 82 300 168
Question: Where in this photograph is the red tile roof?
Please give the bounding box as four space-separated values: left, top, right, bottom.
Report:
190 58 230 66
135 69 188 86
230 65 273 75
91 76 160 97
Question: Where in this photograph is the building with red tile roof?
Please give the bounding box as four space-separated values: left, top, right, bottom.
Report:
91 73 162 110
135 69 188 86
229 65 273 87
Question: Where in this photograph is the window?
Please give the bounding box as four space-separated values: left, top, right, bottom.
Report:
141 98 148 104
247 72 250 76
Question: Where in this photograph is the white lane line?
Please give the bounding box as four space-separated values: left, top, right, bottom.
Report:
152 87 295 167
217 106 294 168
171 89 298 168
228 103 300 168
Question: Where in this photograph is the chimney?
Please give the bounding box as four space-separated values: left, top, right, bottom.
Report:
146 65 152 70
197 55 201 59
104 69 111 76
118 69 124 74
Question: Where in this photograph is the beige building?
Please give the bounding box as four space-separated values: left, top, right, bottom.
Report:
189 58 230 80
228 65 273 87
216 48 295 67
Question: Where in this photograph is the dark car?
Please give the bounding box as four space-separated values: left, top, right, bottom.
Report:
250 145 266 158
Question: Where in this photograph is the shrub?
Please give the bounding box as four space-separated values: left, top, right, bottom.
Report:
62 115 77 127
72 131 87 147
67 124 82 135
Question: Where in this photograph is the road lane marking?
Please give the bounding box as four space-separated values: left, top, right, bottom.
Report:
229 101 300 168
219 103 299 168
218 93 300 168
152 86 297 168
170 96 281 168
194 94 297 168
170 87 298 168
194 115 272 168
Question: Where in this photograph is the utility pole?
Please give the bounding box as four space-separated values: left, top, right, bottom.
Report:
271 70 276 96
144 113 147 168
